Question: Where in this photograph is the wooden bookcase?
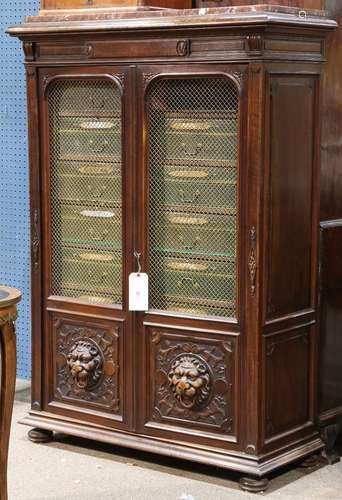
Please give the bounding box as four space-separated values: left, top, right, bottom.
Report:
7 4 336 492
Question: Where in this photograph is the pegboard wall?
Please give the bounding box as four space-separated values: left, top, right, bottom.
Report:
0 1 39 379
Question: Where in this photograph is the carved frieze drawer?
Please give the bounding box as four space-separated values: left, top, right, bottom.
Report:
52 314 122 417
143 326 239 441
37 39 191 60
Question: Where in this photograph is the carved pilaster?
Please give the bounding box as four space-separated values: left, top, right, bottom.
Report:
26 67 36 79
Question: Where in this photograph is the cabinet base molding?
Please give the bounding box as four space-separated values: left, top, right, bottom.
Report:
21 412 323 477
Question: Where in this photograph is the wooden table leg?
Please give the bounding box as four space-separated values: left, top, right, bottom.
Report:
0 288 21 500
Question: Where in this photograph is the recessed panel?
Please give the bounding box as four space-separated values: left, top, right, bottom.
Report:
264 329 311 440
51 313 123 418
143 326 238 440
267 76 315 319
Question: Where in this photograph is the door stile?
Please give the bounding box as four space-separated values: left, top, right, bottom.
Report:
123 65 137 431
26 65 44 411
243 62 266 455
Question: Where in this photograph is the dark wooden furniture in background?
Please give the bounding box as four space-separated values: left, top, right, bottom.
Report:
319 0 342 463
0 287 21 500
8 4 336 492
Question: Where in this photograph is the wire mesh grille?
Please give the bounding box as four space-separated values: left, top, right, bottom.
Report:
48 79 122 306
148 77 239 319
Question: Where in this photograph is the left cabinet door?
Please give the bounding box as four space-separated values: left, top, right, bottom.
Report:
37 67 134 430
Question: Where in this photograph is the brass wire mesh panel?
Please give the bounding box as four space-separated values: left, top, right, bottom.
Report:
148 77 239 318
48 79 122 305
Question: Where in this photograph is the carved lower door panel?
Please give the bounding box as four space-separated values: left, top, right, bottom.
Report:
47 313 126 424
140 326 239 446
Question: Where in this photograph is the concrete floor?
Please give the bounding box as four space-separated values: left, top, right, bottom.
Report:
8 383 342 500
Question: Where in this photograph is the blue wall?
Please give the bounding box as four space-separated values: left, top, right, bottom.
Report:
0 1 39 379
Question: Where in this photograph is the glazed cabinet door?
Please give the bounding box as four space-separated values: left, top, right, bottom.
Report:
38 67 134 430
136 65 247 450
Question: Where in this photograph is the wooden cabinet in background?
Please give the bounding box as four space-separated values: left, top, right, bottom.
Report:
7 4 336 493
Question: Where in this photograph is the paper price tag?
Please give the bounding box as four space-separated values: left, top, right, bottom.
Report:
129 273 149 311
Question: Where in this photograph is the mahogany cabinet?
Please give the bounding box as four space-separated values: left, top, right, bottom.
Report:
8 4 336 492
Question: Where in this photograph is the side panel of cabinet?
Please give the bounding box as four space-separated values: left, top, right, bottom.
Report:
261 72 320 452
265 75 317 321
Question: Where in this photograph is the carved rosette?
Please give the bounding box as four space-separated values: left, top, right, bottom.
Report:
54 318 120 413
151 334 234 432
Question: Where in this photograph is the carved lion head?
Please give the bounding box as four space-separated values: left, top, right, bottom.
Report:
67 340 103 390
168 355 211 409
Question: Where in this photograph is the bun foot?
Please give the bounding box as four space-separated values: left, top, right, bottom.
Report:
299 454 320 469
28 428 53 443
239 476 269 493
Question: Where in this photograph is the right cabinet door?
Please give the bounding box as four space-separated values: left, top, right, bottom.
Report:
147 74 240 319
136 65 245 449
